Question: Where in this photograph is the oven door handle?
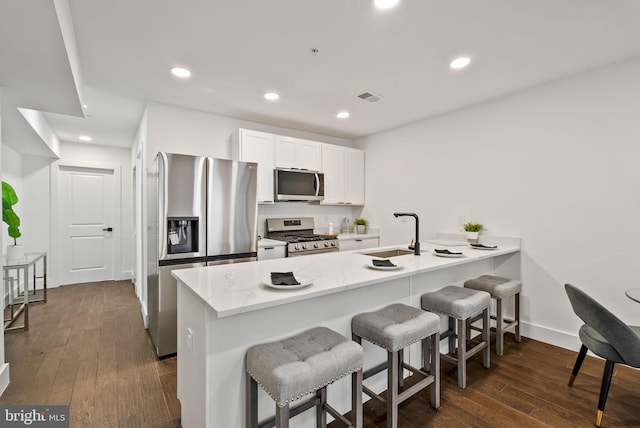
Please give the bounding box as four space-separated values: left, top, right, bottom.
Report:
314 173 320 197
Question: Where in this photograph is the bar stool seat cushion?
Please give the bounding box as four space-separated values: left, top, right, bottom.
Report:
352 303 440 352
246 327 363 406
464 275 522 299
421 286 491 319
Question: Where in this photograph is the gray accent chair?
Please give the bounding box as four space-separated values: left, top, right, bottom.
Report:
565 283 640 427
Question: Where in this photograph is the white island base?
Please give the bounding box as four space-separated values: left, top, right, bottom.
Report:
174 239 520 427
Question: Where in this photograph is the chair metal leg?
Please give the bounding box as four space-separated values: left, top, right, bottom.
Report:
457 317 467 389
568 344 588 387
496 298 504 356
482 308 490 368
247 375 259 428
595 360 615 427
514 292 521 342
275 403 290 428
387 350 399 428
352 369 363 428
316 387 327 428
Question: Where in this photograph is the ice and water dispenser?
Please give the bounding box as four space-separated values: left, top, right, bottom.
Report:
167 217 199 254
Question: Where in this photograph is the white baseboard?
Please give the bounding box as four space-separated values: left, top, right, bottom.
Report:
520 321 582 351
0 362 10 396
138 295 149 329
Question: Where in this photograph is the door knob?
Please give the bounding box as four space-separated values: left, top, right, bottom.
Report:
102 227 113 232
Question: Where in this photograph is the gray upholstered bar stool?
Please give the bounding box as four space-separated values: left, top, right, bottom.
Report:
464 275 522 356
421 286 491 389
245 326 364 428
351 303 441 428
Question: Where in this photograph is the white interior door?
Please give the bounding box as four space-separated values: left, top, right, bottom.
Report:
59 165 116 285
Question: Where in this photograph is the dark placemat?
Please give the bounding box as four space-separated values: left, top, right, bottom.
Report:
270 272 300 285
434 248 463 255
470 243 498 249
372 259 396 267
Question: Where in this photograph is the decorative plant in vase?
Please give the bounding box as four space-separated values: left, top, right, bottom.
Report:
354 218 369 234
463 222 483 243
2 181 23 260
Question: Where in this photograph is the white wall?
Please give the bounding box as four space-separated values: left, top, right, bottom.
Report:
1 145 23 249
0 92 9 395
355 57 640 350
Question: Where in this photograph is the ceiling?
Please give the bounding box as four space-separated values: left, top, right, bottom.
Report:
2 0 640 153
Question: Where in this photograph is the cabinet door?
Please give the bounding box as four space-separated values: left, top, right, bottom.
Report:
338 239 359 252
356 237 379 249
240 129 275 204
298 139 322 171
321 144 345 204
275 136 298 169
258 245 286 260
344 148 365 205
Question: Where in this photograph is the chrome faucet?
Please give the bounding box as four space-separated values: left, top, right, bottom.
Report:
393 212 420 255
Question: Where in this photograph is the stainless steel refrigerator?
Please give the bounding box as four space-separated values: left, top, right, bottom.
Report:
147 153 258 357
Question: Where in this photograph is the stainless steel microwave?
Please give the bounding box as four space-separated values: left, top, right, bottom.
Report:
274 168 324 202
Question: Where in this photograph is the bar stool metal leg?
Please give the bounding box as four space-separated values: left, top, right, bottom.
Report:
515 293 521 342
387 351 399 428
275 404 289 428
457 318 467 389
247 375 258 428
316 387 327 427
482 308 490 368
496 297 504 356
352 370 363 428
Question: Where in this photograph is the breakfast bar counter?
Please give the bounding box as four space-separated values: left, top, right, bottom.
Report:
173 237 520 427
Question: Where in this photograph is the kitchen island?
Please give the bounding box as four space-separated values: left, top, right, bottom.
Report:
173 237 520 428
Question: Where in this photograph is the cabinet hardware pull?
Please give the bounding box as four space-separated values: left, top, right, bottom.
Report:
102 227 113 232
264 247 274 250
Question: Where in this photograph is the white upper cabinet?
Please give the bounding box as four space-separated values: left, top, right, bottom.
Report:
344 148 365 205
321 145 345 204
275 136 322 171
234 129 275 204
321 145 365 206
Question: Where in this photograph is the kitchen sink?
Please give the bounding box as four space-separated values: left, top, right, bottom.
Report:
362 249 414 258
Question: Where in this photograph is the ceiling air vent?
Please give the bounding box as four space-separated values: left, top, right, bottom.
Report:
356 91 383 103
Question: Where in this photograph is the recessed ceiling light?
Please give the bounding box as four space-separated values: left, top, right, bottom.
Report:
264 92 280 101
449 56 471 70
79 135 92 142
336 111 350 119
170 67 192 78
374 0 399 9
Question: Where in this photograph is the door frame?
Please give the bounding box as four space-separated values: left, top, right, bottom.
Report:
51 160 122 287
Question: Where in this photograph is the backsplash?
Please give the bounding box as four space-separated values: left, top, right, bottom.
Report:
257 203 362 237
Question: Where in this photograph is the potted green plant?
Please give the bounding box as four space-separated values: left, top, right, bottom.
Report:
2 181 23 260
463 221 483 243
354 218 368 234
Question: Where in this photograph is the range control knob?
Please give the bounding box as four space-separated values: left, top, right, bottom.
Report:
294 244 299 251
330 241 337 247
314 243 319 248
324 242 330 247
302 244 308 250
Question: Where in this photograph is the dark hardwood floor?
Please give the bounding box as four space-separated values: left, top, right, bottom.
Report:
1 281 639 427
0 280 180 428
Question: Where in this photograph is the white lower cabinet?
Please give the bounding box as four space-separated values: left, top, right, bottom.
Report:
258 245 286 260
339 237 379 252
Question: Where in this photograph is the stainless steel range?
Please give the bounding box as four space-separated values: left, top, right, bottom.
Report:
266 217 339 257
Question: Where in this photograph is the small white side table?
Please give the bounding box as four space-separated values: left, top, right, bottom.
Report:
3 252 48 331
